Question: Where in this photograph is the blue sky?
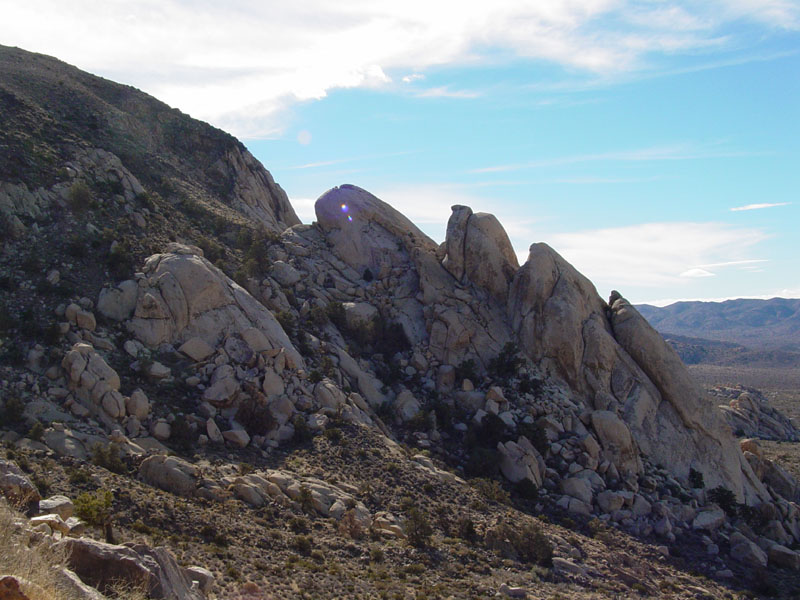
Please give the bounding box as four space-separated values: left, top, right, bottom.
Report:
3 1 799 304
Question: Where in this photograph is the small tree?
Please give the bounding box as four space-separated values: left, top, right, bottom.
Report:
404 507 433 548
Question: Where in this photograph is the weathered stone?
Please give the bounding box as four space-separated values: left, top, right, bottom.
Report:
178 337 215 362
768 544 800 570
126 389 150 420
394 390 421 422
561 477 593 505
38 494 74 519
139 455 198 497
97 280 138 322
0 459 40 509
497 437 544 487
262 370 285 397
730 532 767 567
693 507 726 531
223 429 250 448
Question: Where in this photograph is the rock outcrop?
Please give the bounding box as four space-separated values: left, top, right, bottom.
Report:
126 244 303 368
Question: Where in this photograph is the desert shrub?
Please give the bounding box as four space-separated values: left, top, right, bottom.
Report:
455 358 478 384
275 311 296 337
236 396 276 436
307 370 323 384
485 521 553 566
67 182 92 212
67 467 91 485
291 535 312 555
689 468 705 489
74 490 113 527
517 421 549 457
338 510 364 540
470 478 509 504
466 413 507 449
708 486 737 517
455 516 478 542
242 229 275 275
169 415 197 451
465 447 500 478
323 427 343 444
362 268 374 282
369 547 384 563
107 242 135 280
404 507 433 548
517 372 544 397
291 415 313 444
1 396 25 424
515 478 539 501
326 302 346 330
196 236 224 263
288 516 309 533
308 306 329 327
90 443 127 474
66 233 89 258
488 342 524 380
297 485 315 513
27 422 44 442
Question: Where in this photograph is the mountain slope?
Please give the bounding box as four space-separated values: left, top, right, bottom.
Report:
637 298 800 351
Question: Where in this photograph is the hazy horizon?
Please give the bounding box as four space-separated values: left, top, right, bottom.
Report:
3 1 798 305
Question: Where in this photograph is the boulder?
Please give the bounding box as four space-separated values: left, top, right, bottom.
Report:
178 337 214 362
590 411 641 477
730 532 767 568
768 544 800 570
394 390 421 422
38 494 73 519
560 477 593 505
97 280 138 321
127 248 303 369
58 538 203 600
497 437 544 487
139 455 198 497
693 507 726 531
126 389 150 420
0 459 40 510
222 429 250 448
442 206 519 302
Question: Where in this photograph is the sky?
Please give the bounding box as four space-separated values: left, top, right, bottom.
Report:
3 0 799 305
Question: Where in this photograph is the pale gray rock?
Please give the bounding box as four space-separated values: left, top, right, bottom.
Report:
561 477 593 505
394 390 421 422
139 455 198 497
97 280 138 322
730 532 767 567
222 429 250 448
127 248 303 368
442 206 519 303
590 411 642 477
693 507 726 531
497 437 544 487
768 544 800 570
38 495 73 519
126 389 150 420
178 337 214 362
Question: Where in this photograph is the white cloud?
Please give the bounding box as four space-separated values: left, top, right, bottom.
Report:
730 202 791 211
543 221 769 288
680 268 716 278
470 142 758 173
415 86 481 99
1 1 795 137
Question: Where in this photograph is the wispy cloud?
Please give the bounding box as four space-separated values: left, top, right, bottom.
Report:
470 143 756 173
730 202 791 211
2 1 797 137
414 86 481 99
544 221 769 289
283 150 417 170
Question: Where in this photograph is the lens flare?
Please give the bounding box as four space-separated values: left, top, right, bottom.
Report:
347 216 353 222
340 204 349 213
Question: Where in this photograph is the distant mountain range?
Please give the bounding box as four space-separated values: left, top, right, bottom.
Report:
635 298 800 366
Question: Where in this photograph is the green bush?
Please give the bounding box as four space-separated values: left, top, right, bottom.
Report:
1 396 25 424
404 507 433 548
107 242 135 280
455 358 478 384
689 468 705 489
708 486 737 517
236 396 276 436
470 478 509 504
291 534 312 555
27 422 44 442
485 521 553 566
67 182 92 212
488 342 523 380
90 443 127 474
74 490 113 527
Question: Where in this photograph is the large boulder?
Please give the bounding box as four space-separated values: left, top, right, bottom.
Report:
497 437 544 487
314 184 438 276
57 538 203 599
441 205 519 303
97 280 138 321
126 245 303 369
138 455 199 497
